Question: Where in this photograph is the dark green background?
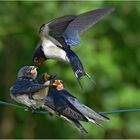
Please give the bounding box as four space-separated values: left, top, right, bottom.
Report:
0 1 140 139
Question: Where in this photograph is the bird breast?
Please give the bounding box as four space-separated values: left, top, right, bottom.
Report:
33 81 50 100
42 39 68 62
10 92 36 107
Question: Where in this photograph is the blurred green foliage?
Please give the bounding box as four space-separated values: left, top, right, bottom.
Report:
0 1 140 139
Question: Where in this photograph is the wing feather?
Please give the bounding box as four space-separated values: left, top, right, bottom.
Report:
45 89 88 121
48 15 76 37
63 8 114 46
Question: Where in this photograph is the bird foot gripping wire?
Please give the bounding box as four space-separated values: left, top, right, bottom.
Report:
24 105 45 113
24 107 36 112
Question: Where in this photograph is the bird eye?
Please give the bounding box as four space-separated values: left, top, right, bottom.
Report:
26 69 31 74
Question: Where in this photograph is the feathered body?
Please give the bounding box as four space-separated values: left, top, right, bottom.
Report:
33 8 114 84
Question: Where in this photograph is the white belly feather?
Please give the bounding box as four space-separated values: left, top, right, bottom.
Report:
42 40 68 62
10 92 35 108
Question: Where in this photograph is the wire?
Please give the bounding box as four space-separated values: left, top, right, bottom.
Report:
99 109 140 115
1 100 140 115
0 100 48 115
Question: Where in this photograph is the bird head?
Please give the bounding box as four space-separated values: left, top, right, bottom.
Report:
53 80 64 91
39 24 49 38
18 66 38 79
33 46 47 65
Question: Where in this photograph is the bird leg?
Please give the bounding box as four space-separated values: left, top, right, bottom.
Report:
28 93 34 100
24 106 36 112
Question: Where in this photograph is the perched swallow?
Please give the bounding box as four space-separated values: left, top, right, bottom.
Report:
10 67 109 134
52 80 109 124
10 67 88 134
33 8 114 85
10 66 51 110
43 84 89 134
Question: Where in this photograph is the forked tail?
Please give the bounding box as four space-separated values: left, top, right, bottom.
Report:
70 118 88 135
65 48 95 86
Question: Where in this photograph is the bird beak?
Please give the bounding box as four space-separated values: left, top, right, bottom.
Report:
31 66 38 78
53 80 64 90
53 80 61 86
43 73 51 81
34 57 45 65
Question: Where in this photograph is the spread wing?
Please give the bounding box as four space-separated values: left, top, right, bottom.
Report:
47 15 76 37
63 8 114 46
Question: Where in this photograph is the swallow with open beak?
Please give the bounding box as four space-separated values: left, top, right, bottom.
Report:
43 80 89 134
10 66 52 110
33 8 114 85
45 80 109 127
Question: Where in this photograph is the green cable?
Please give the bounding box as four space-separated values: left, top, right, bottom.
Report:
0 100 26 110
99 109 140 115
0 100 48 114
1 100 140 115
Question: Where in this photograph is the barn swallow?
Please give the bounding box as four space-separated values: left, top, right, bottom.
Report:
10 66 52 110
10 67 88 134
43 85 89 134
10 67 109 134
33 8 114 85
50 80 109 124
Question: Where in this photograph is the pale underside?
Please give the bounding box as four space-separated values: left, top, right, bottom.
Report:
41 39 69 62
10 81 50 109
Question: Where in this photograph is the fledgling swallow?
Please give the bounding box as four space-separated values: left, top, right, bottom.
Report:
10 68 109 134
43 83 89 134
10 67 88 134
36 77 88 134
49 80 109 126
33 8 114 85
10 66 52 110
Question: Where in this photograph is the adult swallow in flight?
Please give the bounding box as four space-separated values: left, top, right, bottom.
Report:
10 66 52 110
33 8 114 85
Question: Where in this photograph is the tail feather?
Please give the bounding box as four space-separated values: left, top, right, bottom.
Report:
80 105 110 122
61 89 109 122
71 119 88 135
72 102 110 122
85 72 96 85
87 117 104 128
62 115 88 135
65 47 94 85
67 50 86 80
77 78 82 89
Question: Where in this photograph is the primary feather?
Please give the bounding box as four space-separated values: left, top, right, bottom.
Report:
63 8 114 46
